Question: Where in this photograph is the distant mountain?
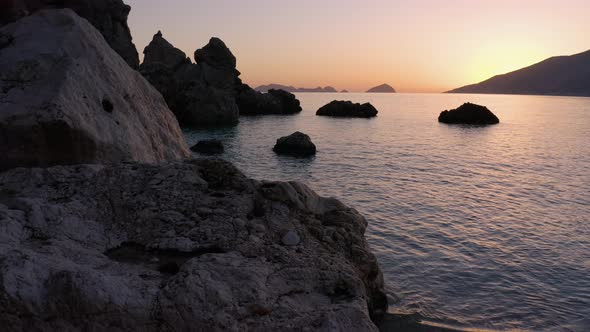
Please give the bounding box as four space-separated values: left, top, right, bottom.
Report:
254 84 296 92
296 86 337 93
255 84 337 93
448 49 590 97
366 84 396 93
341 89 349 93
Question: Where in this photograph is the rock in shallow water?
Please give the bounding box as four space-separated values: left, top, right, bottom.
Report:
140 32 239 127
140 31 302 125
273 132 317 157
0 159 387 331
438 102 500 125
236 85 302 115
190 139 224 155
316 100 379 118
0 9 189 172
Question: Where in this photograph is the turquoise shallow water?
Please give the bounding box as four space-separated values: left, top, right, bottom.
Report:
184 93 590 332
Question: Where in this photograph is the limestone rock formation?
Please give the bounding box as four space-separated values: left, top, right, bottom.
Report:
190 139 224 155
237 85 302 115
438 103 500 125
0 0 139 68
273 132 317 157
140 32 239 127
316 101 379 118
0 9 190 171
0 159 387 331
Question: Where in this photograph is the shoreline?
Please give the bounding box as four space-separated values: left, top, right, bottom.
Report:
379 313 514 332
379 313 462 332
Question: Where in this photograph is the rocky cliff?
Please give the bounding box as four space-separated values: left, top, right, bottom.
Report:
0 10 189 171
140 31 302 125
0 7 388 331
140 32 240 127
0 0 140 68
0 159 387 331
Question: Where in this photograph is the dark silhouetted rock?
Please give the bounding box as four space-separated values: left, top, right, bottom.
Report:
142 30 188 68
273 132 317 157
139 31 192 122
0 9 189 171
316 101 378 118
141 33 303 123
235 83 264 114
0 0 140 69
236 85 302 115
190 139 224 155
0 159 387 331
267 89 302 113
367 84 396 93
140 32 239 127
195 37 237 71
448 49 590 97
438 103 500 125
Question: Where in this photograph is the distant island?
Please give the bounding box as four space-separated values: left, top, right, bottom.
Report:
448 49 590 97
366 83 396 93
255 84 338 93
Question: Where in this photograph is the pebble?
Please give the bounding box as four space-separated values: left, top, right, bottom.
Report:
281 230 300 246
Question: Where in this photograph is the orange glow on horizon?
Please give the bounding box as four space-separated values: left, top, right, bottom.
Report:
127 0 589 93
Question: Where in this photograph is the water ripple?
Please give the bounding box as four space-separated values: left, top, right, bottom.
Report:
184 93 590 332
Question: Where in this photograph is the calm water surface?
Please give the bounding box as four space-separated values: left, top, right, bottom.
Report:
185 93 590 332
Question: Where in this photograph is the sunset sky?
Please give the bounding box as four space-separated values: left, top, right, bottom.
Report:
126 0 589 92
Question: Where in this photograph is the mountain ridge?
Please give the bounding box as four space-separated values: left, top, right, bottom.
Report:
255 84 338 93
448 49 590 97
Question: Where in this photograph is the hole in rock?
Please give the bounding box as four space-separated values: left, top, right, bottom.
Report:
105 242 226 275
102 98 114 113
158 262 180 275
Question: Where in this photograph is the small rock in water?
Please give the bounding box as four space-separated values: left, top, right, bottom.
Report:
438 102 500 125
190 139 224 155
236 87 302 115
316 100 378 118
282 230 301 246
273 132 316 157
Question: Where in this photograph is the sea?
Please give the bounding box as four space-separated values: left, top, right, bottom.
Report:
184 93 590 332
